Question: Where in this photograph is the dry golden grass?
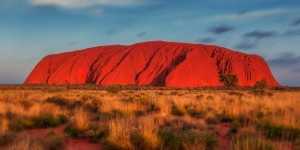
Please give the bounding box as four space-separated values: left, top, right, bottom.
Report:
0 87 299 150
5 137 44 150
73 108 90 130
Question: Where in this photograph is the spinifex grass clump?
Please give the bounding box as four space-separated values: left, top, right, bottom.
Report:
159 119 217 150
122 94 160 113
257 119 300 140
231 131 275 150
8 113 66 132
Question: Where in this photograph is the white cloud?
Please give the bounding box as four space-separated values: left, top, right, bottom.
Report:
174 7 300 26
30 0 153 8
211 7 300 21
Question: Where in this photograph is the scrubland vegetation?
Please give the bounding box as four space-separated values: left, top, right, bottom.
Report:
0 85 299 150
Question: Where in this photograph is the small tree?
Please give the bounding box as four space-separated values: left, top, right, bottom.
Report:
254 78 269 89
219 74 239 89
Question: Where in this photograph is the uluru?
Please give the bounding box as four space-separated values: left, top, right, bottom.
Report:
25 41 279 87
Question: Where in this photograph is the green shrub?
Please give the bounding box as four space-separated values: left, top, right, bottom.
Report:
19 100 33 110
195 94 204 100
46 96 70 107
123 95 160 113
229 120 240 134
8 118 34 132
206 96 214 100
64 124 81 137
97 109 125 121
162 119 202 134
254 78 269 89
84 99 102 113
228 91 243 96
219 74 239 89
171 105 185 116
159 128 217 150
134 110 147 117
31 114 65 128
159 129 186 150
0 132 15 147
217 114 234 123
170 91 179 96
257 119 300 140
130 131 149 150
186 107 206 118
65 123 109 141
156 91 164 95
123 95 151 106
5 111 17 120
146 102 160 112
44 131 65 150
8 114 66 132
205 116 219 125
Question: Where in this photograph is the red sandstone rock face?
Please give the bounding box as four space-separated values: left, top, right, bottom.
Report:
25 41 280 87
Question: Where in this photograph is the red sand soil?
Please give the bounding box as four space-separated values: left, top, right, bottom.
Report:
16 125 103 150
25 41 279 87
215 123 231 150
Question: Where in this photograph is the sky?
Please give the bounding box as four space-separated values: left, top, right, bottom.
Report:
0 0 300 86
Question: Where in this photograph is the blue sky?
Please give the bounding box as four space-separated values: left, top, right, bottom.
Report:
0 0 300 86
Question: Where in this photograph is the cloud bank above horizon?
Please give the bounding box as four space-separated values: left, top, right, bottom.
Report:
29 0 155 8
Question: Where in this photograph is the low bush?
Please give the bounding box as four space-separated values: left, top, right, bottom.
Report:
146 102 160 112
257 119 300 140
205 116 219 125
129 130 152 150
0 132 15 147
44 131 65 150
46 96 70 107
195 94 204 100
8 114 66 132
65 123 109 141
185 107 206 118
97 110 125 121
64 123 81 137
171 105 185 116
134 110 147 117
8 118 34 132
31 114 65 128
123 95 160 113
106 84 123 94
170 91 179 96
219 74 239 89
254 78 269 89
228 91 243 96
18 100 33 110
206 95 214 100
217 114 234 123
159 121 217 150
83 97 102 113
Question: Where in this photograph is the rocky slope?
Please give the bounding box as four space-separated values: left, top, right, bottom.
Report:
25 41 279 87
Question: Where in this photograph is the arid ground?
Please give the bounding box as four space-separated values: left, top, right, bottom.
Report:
0 85 299 150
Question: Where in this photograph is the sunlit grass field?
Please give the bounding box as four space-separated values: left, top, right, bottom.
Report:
0 85 299 150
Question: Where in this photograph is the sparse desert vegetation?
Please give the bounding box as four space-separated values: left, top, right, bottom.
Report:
0 85 299 150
